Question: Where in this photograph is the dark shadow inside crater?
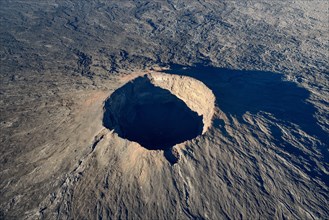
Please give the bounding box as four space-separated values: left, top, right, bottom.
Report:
103 77 203 150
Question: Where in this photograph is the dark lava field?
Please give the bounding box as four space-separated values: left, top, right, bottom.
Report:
0 1 328 219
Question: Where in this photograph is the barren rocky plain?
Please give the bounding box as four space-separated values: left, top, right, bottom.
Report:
0 0 329 219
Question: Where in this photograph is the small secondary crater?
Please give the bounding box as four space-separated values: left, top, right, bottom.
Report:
103 73 215 151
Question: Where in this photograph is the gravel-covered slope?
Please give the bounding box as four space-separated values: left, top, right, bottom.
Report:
0 0 328 219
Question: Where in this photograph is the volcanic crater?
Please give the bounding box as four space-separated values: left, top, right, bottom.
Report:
103 73 215 151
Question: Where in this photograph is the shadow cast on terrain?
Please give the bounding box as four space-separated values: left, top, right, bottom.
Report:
164 64 329 185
